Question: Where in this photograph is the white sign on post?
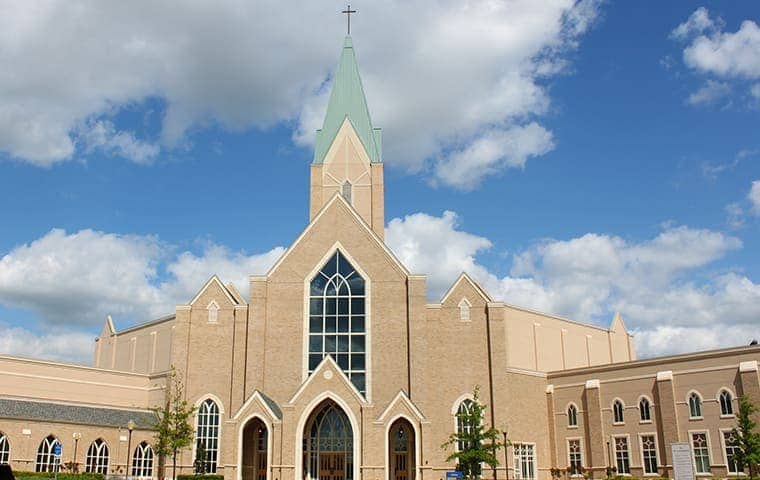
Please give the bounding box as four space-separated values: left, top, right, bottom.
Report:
671 442 695 480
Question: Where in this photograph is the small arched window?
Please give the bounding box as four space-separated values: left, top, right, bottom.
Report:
639 397 651 422
567 404 578 427
131 442 153 478
35 435 60 472
196 398 221 473
689 392 703 418
86 439 109 474
613 400 624 424
719 390 734 416
458 298 471 322
207 301 219 324
0 431 9 465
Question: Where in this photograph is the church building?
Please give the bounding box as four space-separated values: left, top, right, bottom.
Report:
0 37 759 480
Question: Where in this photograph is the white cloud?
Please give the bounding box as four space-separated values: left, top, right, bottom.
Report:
677 11 760 79
752 83 760 99
725 202 744 229
686 80 731 106
0 228 284 327
78 120 159 165
670 7 719 41
386 211 760 357
750 180 760 215
0 1 600 187
0 323 94 364
432 123 555 190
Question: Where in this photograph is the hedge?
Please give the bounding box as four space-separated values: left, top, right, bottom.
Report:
14 473 105 480
176 475 225 480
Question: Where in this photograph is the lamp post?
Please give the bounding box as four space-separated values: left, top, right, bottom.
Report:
72 432 82 473
502 425 509 480
127 420 135 480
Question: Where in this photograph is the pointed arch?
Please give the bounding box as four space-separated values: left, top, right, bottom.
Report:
612 399 625 424
131 442 153 478
384 414 420 480
238 414 271 480
207 301 220 324
195 396 222 473
688 391 703 418
85 438 110 474
295 391 361 480
0 431 9 465
638 396 652 422
458 298 472 322
718 388 734 416
36 435 60 472
566 403 579 427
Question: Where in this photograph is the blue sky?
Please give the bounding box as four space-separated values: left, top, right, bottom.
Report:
0 1 758 363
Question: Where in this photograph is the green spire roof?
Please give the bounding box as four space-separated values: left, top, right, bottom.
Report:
313 37 382 164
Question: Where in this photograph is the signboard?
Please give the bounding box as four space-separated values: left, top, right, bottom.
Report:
671 442 694 480
446 472 464 479
52 443 62 458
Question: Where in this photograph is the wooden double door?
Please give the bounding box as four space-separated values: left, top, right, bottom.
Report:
319 452 346 480
389 419 415 480
242 419 268 480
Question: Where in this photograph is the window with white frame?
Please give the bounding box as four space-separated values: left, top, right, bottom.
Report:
0 432 9 464
456 399 475 452
513 443 536 480
691 433 710 474
35 435 60 472
85 439 109 474
207 301 219 324
568 439 583 475
614 437 630 474
723 431 741 474
308 250 366 394
196 398 221 473
131 442 153 478
640 435 658 475
689 392 703 418
458 298 471 321
613 400 625 424
567 404 578 427
719 390 734 416
639 397 651 422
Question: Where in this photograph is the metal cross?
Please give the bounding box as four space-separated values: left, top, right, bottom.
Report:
341 5 356 35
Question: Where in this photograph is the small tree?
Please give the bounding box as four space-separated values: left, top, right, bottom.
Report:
194 440 209 475
442 387 504 480
732 395 760 479
153 367 196 480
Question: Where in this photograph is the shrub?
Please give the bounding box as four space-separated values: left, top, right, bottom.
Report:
14 472 105 480
176 475 224 480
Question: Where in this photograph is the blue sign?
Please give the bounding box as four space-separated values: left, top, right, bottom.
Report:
52 443 62 457
446 472 463 479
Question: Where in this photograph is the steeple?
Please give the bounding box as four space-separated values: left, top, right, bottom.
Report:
309 36 385 239
313 37 382 165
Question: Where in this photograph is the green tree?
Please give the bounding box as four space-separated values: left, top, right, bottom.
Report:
442 387 505 480
193 440 208 475
732 395 760 479
153 368 196 480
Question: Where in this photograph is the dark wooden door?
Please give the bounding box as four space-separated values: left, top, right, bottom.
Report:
390 419 415 480
319 453 345 480
393 452 408 480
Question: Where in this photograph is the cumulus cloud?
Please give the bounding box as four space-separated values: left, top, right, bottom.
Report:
670 7 720 41
686 80 731 106
0 1 600 187
386 211 760 357
0 323 94 364
0 229 284 327
750 180 760 215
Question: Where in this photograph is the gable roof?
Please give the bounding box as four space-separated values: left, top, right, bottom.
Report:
287 354 368 406
440 272 493 304
266 192 409 278
188 275 239 306
313 36 381 165
376 390 426 423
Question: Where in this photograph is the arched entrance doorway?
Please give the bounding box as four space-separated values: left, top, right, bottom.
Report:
303 400 354 480
242 418 268 480
388 418 415 480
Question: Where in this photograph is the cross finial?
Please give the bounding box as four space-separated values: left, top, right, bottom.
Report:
341 5 356 35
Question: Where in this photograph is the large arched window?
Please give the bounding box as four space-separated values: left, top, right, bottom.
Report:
567 404 578 427
196 398 221 473
689 392 703 418
304 400 354 480
639 397 651 422
612 400 624 424
719 390 734 416
86 439 109 474
36 435 60 472
0 432 9 465
456 399 475 452
309 250 366 394
131 442 153 478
